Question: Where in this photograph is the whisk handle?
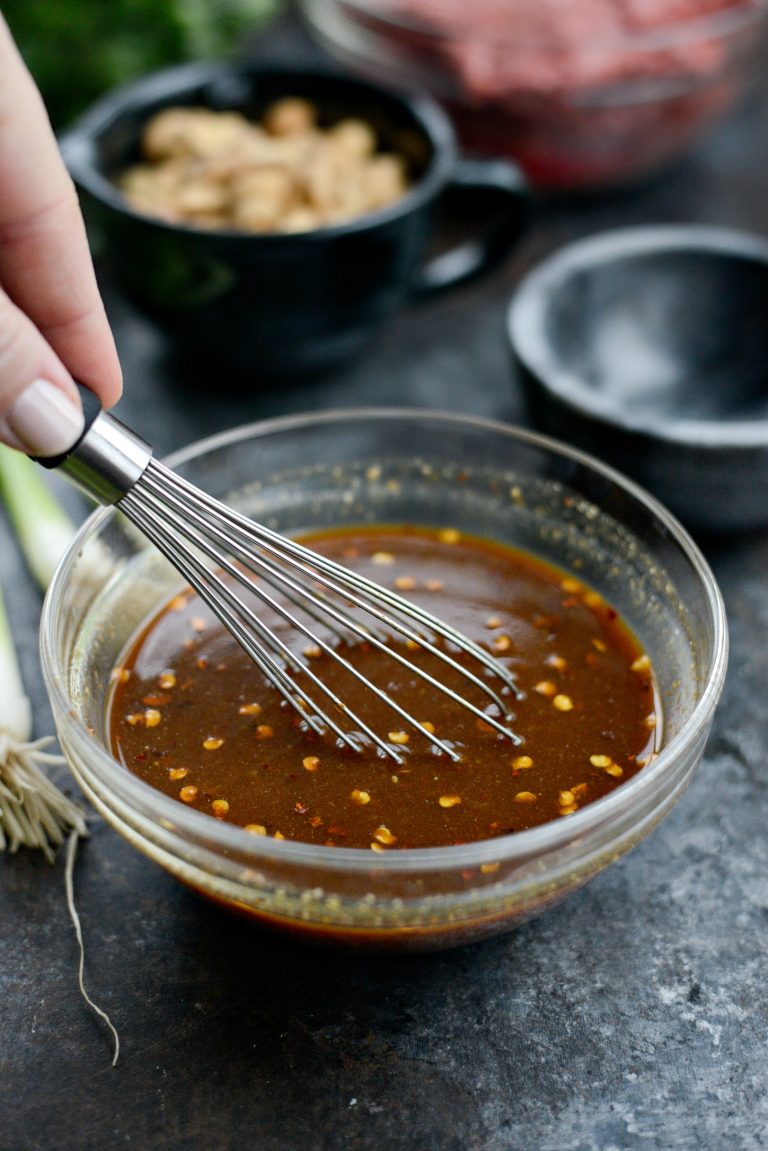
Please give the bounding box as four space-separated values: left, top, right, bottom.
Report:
32 382 153 506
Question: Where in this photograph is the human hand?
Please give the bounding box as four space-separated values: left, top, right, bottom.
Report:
0 14 122 457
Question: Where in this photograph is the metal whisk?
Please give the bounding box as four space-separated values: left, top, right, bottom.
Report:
39 389 521 763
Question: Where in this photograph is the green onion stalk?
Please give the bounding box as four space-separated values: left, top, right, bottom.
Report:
0 445 119 1064
0 581 86 860
0 447 87 860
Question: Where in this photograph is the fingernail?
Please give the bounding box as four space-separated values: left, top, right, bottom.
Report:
7 378 84 457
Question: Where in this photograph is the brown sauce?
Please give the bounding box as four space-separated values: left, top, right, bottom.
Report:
108 525 659 850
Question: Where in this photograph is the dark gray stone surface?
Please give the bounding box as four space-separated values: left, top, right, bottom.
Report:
2 15 768 1151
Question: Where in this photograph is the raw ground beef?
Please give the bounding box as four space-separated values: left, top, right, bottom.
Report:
345 0 762 185
385 0 750 100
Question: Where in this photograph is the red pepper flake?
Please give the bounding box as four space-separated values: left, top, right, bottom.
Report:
239 702 262 716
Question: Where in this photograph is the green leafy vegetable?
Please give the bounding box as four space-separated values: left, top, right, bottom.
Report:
4 0 281 127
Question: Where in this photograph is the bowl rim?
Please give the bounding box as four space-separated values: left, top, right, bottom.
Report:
508 223 768 448
41 407 728 874
59 59 457 243
306 0 768 51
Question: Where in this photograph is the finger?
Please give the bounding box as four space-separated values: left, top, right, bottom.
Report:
0 15 122 408
0 284 85 456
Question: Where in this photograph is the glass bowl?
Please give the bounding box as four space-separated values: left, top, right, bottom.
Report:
40 411 727 951
302 0 768 190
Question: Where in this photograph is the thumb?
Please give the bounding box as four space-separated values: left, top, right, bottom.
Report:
0 286 84 456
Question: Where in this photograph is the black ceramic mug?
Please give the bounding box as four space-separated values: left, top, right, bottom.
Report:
61 63 529 378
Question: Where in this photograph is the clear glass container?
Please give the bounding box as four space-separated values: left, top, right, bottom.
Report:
303 0 768 189
40 411 727 950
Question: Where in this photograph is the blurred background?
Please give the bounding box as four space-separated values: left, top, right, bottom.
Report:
6 0 767 192
3 0 283 128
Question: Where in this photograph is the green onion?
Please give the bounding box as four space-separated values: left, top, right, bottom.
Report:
0 445 79 592
0 576 87 860
0 566 32 742
0 446 86 856
0 445 118 1063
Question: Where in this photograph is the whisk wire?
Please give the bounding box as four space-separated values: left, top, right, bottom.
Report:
222 505 524 701
148 507 505 747
122 493 403 758
136 462 522 748
144 462 523 700
145 465 522 692
123 477 471 760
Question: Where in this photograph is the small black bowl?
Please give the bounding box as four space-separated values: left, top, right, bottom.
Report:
61 61 528 379
508 225 768 534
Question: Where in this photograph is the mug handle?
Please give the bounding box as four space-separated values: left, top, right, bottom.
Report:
413 157 531 296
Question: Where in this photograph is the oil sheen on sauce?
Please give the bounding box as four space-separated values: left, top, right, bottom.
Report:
108 525 659 850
